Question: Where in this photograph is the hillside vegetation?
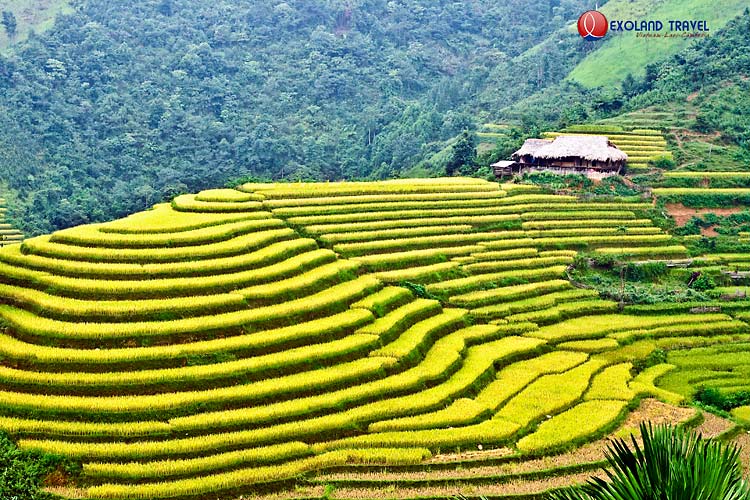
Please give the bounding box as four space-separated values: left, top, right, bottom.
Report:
0 178 749 499
0 0 595 235
0 0 72 50
567 0 748 88
0 1 748 234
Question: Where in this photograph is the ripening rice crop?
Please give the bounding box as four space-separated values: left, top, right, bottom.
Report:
0 178 739 500
0 237 317 279
515 400 628 454
172 194 264 212
22 228 297 263
449 279 573 308
0 275 381 340
470 289 599 321
91 203 272 234
0 309 374 366
494 359 607 426
194 189 264 203
426 266 570 296
49 218 284 248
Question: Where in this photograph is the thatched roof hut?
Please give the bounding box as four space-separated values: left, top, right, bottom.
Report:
531 135 627 163
509 135 628 176
512 138 552 158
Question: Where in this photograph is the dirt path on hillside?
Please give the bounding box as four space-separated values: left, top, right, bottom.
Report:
666 203 743 227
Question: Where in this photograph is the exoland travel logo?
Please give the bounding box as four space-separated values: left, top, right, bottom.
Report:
577 10 608 41
576 8 711 41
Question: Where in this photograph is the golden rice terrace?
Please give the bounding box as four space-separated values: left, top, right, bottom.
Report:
0 178 747 499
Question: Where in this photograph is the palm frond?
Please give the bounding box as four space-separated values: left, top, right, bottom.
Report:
547 422 750 500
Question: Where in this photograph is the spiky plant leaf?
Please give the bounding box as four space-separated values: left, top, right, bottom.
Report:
548 422 750 500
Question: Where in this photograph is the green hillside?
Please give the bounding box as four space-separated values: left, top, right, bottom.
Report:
567 0 748 88
0 0 72 50
1 178 749 499
0 0 595 235
0 0 748 234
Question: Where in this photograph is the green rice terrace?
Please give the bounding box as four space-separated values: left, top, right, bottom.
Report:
0 196 24 247
2 177 750 499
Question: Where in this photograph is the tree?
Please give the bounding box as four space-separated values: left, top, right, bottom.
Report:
549 422 750 500
445 130 476 176
157 0 174 16
1 11 17 39
621 73 641 98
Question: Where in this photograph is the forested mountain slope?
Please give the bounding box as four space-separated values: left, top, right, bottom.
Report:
0 0 592 234
1 0 748 235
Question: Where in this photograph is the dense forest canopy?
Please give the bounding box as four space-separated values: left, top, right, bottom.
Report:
0 0 594 234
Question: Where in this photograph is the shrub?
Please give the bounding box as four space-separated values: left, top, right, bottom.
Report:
648 154 677 169
694 387 750 412
0 431 76 500
690 274 716 292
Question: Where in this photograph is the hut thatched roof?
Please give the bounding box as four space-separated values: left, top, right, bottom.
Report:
525 135 628 162
512 139 552 158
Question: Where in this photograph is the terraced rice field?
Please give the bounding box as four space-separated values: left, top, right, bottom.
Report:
0 196 24 247
543 127 671 172
652 187 750 207
595 106 694 130
0 178 747 499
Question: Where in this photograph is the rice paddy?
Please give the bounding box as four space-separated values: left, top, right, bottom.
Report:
0 196 23 247
0 178 747 499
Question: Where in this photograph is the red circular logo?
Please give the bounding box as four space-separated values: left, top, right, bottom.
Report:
577 10 608 40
